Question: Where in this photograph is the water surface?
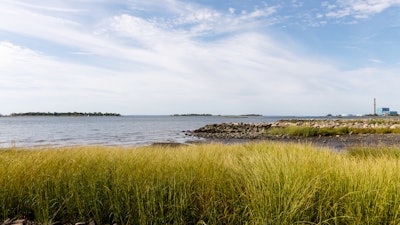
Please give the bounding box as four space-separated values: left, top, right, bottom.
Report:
0 115 290 148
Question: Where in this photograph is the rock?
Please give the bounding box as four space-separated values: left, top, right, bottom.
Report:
2 219 13 225
192 122 273 139
390 124 400 129
50 222 63 225
12 220 26 225
88 219 96 225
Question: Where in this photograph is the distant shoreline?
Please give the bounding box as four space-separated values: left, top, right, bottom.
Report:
171 114 263 117
171 113 213 116
5 112 121 117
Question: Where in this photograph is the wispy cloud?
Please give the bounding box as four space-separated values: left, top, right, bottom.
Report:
323 0 400 19
141 1 279 37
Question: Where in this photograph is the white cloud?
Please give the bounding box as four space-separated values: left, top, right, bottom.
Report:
246 6 277 18
3 28 382 116
369 59 384 64
181 8 221 23
0 42 111 91
324 0 400 19
148 1 280 36
291 0 304 8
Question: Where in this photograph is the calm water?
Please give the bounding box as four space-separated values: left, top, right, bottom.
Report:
0 115 295 148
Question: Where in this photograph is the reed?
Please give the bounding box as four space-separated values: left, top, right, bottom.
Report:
1 143 400 224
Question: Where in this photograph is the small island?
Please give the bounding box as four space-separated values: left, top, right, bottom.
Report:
9 112 121 117
171 114 213 116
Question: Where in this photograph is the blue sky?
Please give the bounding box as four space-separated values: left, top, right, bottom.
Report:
1 0 400 116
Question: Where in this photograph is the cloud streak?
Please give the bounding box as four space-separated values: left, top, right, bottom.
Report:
323 0 400 19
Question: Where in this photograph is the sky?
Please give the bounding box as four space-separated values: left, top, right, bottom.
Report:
1 0 400 116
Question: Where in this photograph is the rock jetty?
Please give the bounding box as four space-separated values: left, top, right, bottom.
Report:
190 119 400 139
273 119 400 129
192 123 272 139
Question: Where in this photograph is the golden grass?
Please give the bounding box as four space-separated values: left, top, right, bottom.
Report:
1 142 400 224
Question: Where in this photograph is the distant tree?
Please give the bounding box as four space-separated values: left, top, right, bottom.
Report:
9 112 121 117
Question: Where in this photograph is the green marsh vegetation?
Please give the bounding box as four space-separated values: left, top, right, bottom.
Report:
266 118 400 137
2 142 400 224
266 126 400 137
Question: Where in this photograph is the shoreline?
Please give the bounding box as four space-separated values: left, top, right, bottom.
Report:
184 134 400 150
187 119 400 150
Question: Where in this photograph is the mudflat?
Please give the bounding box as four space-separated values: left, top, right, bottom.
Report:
267 133 400 150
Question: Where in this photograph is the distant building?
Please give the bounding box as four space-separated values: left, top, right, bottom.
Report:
376 107 398 116
377 107 390 115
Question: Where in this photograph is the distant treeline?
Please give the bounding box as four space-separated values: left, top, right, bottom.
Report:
9 112 121 117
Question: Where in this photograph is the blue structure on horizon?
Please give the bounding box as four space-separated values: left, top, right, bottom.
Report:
377 107 390 115
377 107 398 116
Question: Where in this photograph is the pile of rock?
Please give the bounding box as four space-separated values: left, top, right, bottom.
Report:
273 119 400 129
190 119 400 139
192 122 272 139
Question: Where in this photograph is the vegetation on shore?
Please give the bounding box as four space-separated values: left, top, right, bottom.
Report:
8 112 121 117
191 118 400 140
2 142 400 224
266 126 400 137
265 118 400 137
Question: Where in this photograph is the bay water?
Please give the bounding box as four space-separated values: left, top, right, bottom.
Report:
0 115 302 148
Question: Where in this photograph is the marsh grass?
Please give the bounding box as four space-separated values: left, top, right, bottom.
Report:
1 143 400 224
347 146 400 159
266 126 400 137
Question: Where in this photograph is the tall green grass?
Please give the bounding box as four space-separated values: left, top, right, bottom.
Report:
1 143 400 224
347 145 400 159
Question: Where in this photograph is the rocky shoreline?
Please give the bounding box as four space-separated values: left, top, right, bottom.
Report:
188 119 400 150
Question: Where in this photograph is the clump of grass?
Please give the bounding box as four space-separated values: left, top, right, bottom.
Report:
349 127 400 134
347 146 400 159
267 126 350 137
2 143 400 224
366 118 400 125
